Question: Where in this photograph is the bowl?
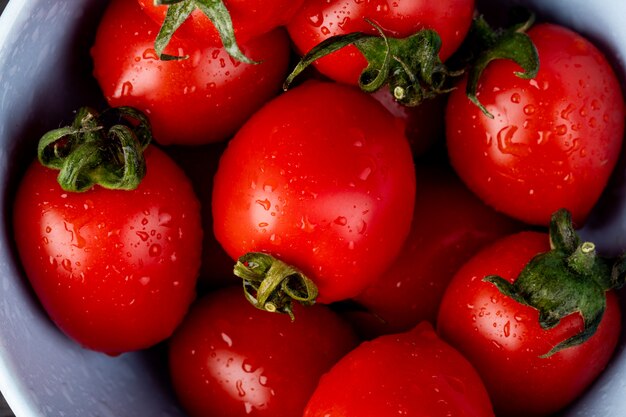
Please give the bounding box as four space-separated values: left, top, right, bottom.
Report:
1 0 625 416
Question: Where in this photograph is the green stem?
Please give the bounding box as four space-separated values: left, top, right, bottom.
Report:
234 252 318 320
37 106 152 192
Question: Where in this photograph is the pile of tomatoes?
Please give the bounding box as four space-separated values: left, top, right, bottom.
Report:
11 0 626 416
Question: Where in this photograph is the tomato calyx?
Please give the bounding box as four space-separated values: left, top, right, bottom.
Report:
458 9 539 118
153 0 256 64
38 106 152 192
484 209 626 357
233 252 318 320
284 20 459 107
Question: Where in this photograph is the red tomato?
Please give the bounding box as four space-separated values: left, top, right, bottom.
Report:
212 81 416 304
303 321 495 417
287 0 475 85
91 0 291 145
437 231 622 417
446 23 625 226
13 147 202 355
137 0 304 47
168 286 358 417
345 162 522 338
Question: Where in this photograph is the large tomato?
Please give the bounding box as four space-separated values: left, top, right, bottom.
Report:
91 0 291 145
287 0 475 85
303 322 495 417
446 23 625 226
437 231 622 416
13 146 202 355
168 286 358 417
212 81 416 305
345 161 522 338
137 0 304 47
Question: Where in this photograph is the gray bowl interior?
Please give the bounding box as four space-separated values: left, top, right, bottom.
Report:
1 0 626 416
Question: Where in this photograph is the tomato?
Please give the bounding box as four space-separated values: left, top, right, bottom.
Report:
446 23 625 226
13 146 202 355
91 0 291 145
168 285 358 417
286 0 475 85
137 0 304 47
303 321 495 416
212 81 416 305
344 161 522 338
437 231 622 416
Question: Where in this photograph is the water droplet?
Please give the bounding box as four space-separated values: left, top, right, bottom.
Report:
359 166 373 181
256 199 271 211
503 321 511 337
211 49 220 59
510 93 521 103
42 236 49 245
555 124 567 136
236 380 246 397
120 81 133 97
258 222 269 228
320 26 330 35
308 11 324 27
139 276 151 286
560 104 576 121
221 332 233 347
338 16 350 29
149 244 161 257
334 216 348 226
142 48 159 60
523 104 536 115
136 231 150 241
270 234 282 245
61 259 73 272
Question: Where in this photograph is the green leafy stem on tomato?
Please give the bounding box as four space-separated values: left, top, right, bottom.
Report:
233 252 318 320
284 10 538 114
484 208 626 357
152 0 256 64
37 106 152 192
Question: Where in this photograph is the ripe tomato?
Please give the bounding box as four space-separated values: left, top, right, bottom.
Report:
137 0 304 47
303 321 495 417
286 0 475 85
168 286 358 417
345 161 522 338
91 0 291 145
437 231 622 416
212 81 416 304
446 23 625 226
13 146 202 355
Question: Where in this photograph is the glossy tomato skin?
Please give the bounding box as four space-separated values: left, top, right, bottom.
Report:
437 231 622 417
212 81 416 303
168 286 358 417
137 0 304 47
287 0 475 85
91 0 291 145
446 23 625 226
13 147 202 355
303 321 495 417
346 162 522 338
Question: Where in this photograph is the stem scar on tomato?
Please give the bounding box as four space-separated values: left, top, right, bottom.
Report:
37 106 152 192
233 252 318 320
483 208 626 357
153 0 257 64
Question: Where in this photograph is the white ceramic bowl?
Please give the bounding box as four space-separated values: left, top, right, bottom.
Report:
1 0 625 416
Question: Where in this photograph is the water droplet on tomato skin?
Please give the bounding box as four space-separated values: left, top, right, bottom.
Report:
308 11 324 27
149 244 161 257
